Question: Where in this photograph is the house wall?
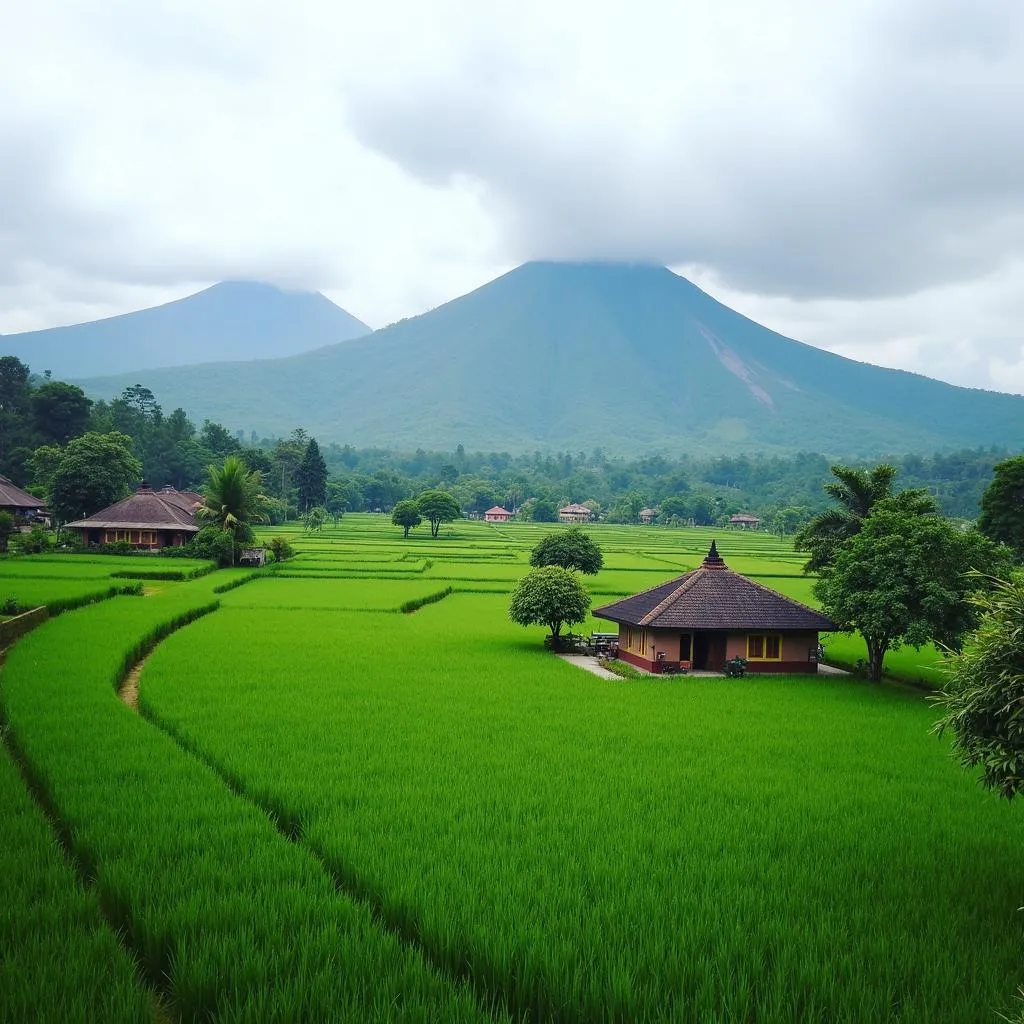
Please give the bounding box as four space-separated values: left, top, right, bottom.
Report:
616 625 820 674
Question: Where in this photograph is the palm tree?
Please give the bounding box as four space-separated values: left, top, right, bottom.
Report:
795 464 934 571
197 456 270 565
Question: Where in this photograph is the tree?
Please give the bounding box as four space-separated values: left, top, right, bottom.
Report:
49 432 142 523
30 381 92 444
658 497 689 523
295 438 328 513
529 527 603 574
197 456 270 565
815 500 1010 681
509 566 591 640
0 511 14 553
932 574 1024 798
416 490 460 538
978 455 1024 561
388 499 420 538
303 505 328 532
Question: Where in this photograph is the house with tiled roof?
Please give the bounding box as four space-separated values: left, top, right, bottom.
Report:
65 483 202 550
0 476 46 520
639 507 657 524
484 506 512 522
730 513 761 529
594 541 834 674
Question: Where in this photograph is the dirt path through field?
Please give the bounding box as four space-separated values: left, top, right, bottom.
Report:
119 661 144 710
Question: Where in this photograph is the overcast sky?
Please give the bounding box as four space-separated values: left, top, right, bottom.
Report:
3 1 1023 393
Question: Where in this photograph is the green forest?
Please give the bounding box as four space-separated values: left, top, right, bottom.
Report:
2 356 1013 530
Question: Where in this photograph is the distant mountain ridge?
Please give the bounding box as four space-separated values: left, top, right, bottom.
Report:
1 281 369 378
76 261 1024 455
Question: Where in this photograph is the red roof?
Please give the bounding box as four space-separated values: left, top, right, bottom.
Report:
485 506 510 515
65 484 200 532
594 541 834 632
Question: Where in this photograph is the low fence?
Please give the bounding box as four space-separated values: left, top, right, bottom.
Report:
0 607 48 652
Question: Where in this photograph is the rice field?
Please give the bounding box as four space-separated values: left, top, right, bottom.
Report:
0 514 1009 1021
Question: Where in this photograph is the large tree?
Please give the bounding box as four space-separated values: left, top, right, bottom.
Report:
815 500 1010 681
795 463 935 571
509 566 591 640
416 490 461 538
294 438 328 512
978 455 1024 562
30 381 93 444
932 574 1024 798
391 499 422 538
48 431 142 523
530 527 603 574
197 455 270 564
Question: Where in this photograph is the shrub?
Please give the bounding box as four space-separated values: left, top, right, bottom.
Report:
188 527 235 568
16 526 53 555
267 536 296 562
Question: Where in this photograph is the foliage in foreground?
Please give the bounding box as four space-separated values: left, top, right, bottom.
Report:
509 565 590 638
933 574 1024 798
529 526 603 574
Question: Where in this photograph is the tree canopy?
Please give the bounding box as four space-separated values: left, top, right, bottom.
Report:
932 574 1024 798
529 527 603 574
391 499 422 538
509 566 591 640
295 438 328 513
197 456 270 564
48 431 142 523
978 455 1024 562
815 499 1010 681
416 490 461 537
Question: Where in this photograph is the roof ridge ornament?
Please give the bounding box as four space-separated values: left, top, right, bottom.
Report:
703 540 727 569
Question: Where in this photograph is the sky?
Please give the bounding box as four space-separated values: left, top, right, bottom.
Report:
2 1 1023 393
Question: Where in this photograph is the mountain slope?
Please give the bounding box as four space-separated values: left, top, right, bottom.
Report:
76 262 1024 455
2 281 370 378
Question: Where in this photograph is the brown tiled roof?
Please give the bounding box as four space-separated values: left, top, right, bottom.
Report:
594 541 834 632
730 513 761 523
65 484 200 532
485 506 510 515
0 475 45 511
559 503 591 513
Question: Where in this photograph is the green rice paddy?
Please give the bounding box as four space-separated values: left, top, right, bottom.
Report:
0 515 1016 1021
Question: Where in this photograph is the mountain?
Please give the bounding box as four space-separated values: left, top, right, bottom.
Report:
75 262 1024 455
1 281 370 378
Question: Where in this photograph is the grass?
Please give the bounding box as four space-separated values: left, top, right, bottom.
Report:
139 591 1024 1022
0 739 155 1024
0 513 987 1020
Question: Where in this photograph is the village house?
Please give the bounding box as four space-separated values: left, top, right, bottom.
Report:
484 505 512 523
558 503 592 523
639 507 657 524
65 483 202 550
730 513 761 529
0 475 47 523
594 541 833 674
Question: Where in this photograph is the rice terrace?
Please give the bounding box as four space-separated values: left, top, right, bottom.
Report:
3 512 1023 1022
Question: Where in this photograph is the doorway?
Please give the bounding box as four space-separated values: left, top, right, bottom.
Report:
692 632 727 671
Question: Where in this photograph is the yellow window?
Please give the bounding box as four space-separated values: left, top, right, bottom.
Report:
747 635 783 661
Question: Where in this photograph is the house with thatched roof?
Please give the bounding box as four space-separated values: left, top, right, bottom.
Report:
65 483 202 550
0 476 46 521
558 503 592 523
730 513 761 529
594 541 834 674
639 507 657 524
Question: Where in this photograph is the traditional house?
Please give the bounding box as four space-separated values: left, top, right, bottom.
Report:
730 513 761 529
0 476 46 522
65 483 202 550
558 503 592 523
594 541 834 674
639 507 657 524
484 506 512 523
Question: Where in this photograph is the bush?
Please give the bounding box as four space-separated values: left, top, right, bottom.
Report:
188 526 235 568
16 526 53 555
267 536 296 562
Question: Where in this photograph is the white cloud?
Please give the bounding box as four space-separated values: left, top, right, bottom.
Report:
1 0 1022 395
